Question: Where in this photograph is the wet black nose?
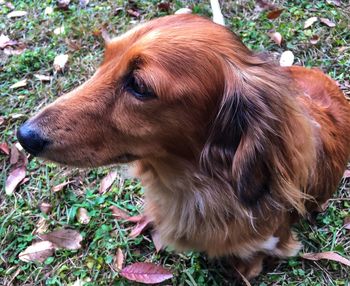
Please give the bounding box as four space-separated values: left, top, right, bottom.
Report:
17 123 48 155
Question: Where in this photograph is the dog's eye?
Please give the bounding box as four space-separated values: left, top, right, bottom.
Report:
126 76 156 101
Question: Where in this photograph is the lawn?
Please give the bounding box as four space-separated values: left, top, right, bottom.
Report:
1 0 349 285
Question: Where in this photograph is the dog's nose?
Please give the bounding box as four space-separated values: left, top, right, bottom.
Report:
17 123 48 155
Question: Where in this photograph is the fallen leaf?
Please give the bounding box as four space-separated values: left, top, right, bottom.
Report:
4 46 26 56
53 54 68 72
5 166 26 195
110 205 130 220
6 2 15 10
310 35 320 45
255 0 276 11
35 217 49 234
151 231 163 253
279 51 294 67
158 2 170 12
0 117 4 125
302 252 350 267
320 18 336 27
0 142 10 155
7 10 27 18
129 215 152 238
344 217 350 230
267 9 283 20
34 74 53 82
127 9 140 18
268 30 282 46
99 171 118 194
10 144 19 165
18 241 55 263
304 17 318 29
38 229 83 250
120 262 173 284
174 7 192 15
326 0 341 6
57 0 70 10
77 207 91 224
51 181 71 192
0 34 17 49
54 26 65 35
39 202 52 214
343 170 350 179
10 79 27 89
44 6 53 15
114 248 124 271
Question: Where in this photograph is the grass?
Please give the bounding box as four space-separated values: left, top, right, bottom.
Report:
1 0 349 285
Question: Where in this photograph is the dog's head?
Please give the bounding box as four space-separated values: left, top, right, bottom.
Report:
18 14 314 210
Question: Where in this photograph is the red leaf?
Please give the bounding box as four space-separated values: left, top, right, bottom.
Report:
5 166 26 195
302 251 350 267
129 215 152 238
110 205 130 220
99 171 118 194
267 9 283 20
0 142 10 155
120 262 173 284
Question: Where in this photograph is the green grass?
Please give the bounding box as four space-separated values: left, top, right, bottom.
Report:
1 0 349 285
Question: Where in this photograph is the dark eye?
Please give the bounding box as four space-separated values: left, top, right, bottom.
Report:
126 75 156 101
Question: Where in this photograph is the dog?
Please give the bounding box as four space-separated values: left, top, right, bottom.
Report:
17 14 350 279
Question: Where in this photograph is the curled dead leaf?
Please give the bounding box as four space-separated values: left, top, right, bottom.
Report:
18 241 55 263
51 180 72 192
304 17 318 29
267 9 283 20
114 248 124 271
77 207 91 224
129 215 152 238
302 251 350 267
120 262 173 284
279 51 294 67
255 0 276 11
268 30 282 46
38 229 83 250
310 35 320 45
7 10 27 18
174 8 192 15
320 18 336 27
110 205 130 220
39 202 53 214
99 171 118 194
10 79 27 89
0 34 17 49
5 166 26 195
53 54 68 72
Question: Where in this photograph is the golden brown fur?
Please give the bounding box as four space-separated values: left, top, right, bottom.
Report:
18 15 350 279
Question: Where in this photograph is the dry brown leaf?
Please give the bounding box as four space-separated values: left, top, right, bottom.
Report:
99 171 118 194
151 231 163 253
158 2 170 12
10 79 27 89
110 205 130 220
39 202 52 214
320 17 336 27
127 9 140 18
0 142 10 155
53 54 68 72
35 217 49 234
38 229 83 250
268 30 282 46
7 10 27 18
0 34 17 49
310 35 320 45
34 74 53 82
77 207 91 224
344 217 350 230
255 0 276 11
4 46 26 55
174 7 192 14
302 251 350 267
51 181 72 192
114 248 124 271
10 144 19 165
18 241 55 263
120 262 173 284
57 0 70 10
5 166 26 195
267 9 283 20
129 215 152 238
304 17 318 29
279 51 294 67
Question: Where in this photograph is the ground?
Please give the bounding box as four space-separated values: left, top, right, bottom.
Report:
0 0 350 285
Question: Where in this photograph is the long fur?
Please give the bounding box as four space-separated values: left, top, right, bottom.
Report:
21 15 350 279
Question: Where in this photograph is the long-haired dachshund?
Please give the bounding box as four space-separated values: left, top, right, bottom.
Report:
17 15 350 279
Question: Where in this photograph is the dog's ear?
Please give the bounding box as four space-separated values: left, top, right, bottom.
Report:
200 90 273 207
200 62 314 212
